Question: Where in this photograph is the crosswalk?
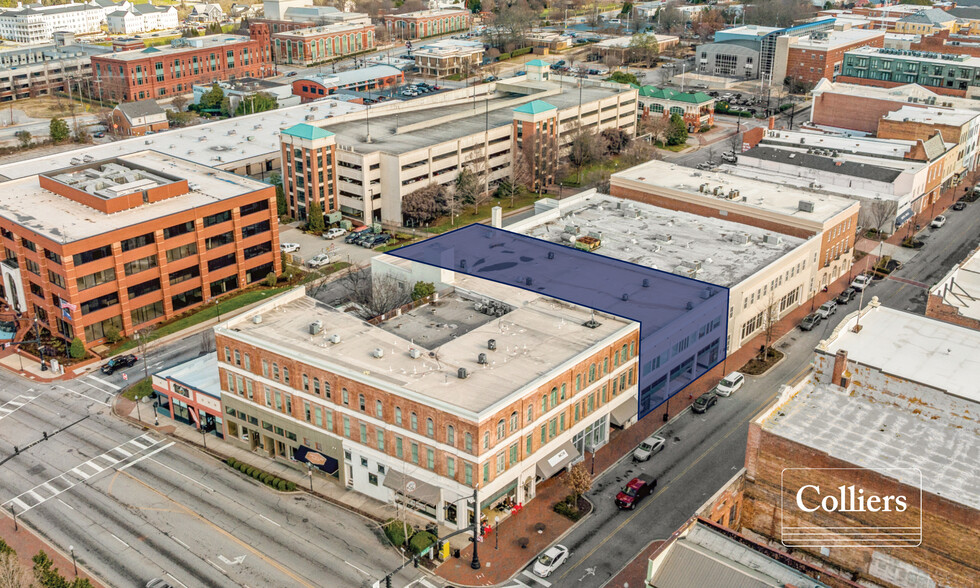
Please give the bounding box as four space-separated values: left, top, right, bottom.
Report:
0 392 37 421
500 571 552 588
81 374 121 392
2 433 170 515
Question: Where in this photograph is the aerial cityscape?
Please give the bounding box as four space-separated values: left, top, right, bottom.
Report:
0 0 976 587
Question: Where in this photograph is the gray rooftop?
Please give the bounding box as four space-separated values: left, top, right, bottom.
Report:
103 35 253 61
741 146 904 183
515 192 806 288
156 353 221 398
115 99 165 121
898 7 955 24
0 151 268 243
221 284 635 419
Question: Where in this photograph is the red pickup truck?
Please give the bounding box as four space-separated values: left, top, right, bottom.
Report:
615 475 657 510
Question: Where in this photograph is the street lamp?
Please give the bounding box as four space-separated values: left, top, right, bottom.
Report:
470 485 481 570
494 516 499 550
307 463 314 492
69 545 77 576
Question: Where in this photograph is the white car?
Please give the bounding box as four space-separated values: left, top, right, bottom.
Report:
850 274 873 291
280 242 300 253
930 215 947 229
324 227 347 239
306 254 331 268
714 372 745 397
632 434 667 462
532 544 569 578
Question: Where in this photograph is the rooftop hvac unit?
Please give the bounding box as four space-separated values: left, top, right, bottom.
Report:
713 186 723 196
329 333 341 344
798 200 815 212
763 234 783 245
309 320 323 335
305 114 315 121
252 314 263 324
409 348 421 359
731 233 750 245
488 339 497 350
727 190 740 200
478 353 487 365
458 367 468 379
372 348 385 359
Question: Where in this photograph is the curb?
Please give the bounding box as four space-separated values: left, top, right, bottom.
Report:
1 513 107 588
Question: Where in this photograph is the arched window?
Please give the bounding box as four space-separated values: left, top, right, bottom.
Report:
359 394 366 411
411 412 418 431
272 362 279 380
376 400 383 418
243 353 250 369
447 425 455 446
526 406 533 424
650 103 664 114
550 387 558 406
426 418 434 437
496 419 506 439
313 378 320 395
510 411 518 432
589 363 596 383
282 367 289 385
465 432 473 452
233 350 241 365
322 380 330 398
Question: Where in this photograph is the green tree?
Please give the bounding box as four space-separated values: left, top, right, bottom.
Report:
607 70 640 86
166 109 194 127
69 337 85 359
307 200 325 233
235 92 278 116
199 83 225 111
627 33 659 65
15 130 31 148
412 281 435 301
49 118 70 143
454 168 480 214
269 172 287 216
666 112 688 146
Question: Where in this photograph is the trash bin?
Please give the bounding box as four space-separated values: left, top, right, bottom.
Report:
453 548 461 558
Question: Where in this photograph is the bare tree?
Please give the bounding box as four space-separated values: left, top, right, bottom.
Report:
340 267 410 317
199 331 215 356
0 550 36 588
867 199 897 240
762 289 778 361
729 131 743 155
135 325 156 381
620 139 658 167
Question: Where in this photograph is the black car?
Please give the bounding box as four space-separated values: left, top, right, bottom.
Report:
345 231 365 244
953 201 967 211
799 313 822 331
102 354 137 375
370 234 393 247
692 393 718 414
837 287 857 304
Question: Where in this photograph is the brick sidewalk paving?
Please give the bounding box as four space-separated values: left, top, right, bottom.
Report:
0 516 102 587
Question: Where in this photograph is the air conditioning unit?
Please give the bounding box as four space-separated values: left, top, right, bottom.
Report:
329 333 341 344
252 315 262 324
409 348 421 359
309 320 322 335
799 200 815 212
372 348 385 359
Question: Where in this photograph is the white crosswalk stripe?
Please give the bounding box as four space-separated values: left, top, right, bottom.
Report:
2 434 167 515
85 375 121 391
521 571 552 587
0 393 38 421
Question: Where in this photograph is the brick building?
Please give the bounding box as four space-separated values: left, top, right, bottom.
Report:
152 353 224 438
111 99 169 137
215 275 642 531
271 22 375 66
772 28 884 88
636 86 714 132
0 151 281 347
279 123 339 221
291 65 404 101
382 8 470 41
837 47 980 98
91 33 273 103
927 244 980 330
737 302 980 588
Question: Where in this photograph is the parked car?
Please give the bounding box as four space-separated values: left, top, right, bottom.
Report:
721 152 737 164
369 233 393 247
532 545 569 577
799 313 822 331
953 201 967 211
324 227 347 239
930 215 947 229
145 579 174 588
615 475 657 509
816 300 838 319
837 287 857 304
851 274 873 291
306 254 331 268
691 392 718 414
714 372 744 397
632 434 666 462
344 231 364 244
285 71 297 77
354 232 377 246
93 131 106 138
280 242 300 253
102 354 137 375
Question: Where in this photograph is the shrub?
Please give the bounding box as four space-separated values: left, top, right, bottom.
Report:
384 520 408 547
69 337 85 359
264 272 277 287
498 52 511 61
104 325 122 343
286 481 296 491
512 47 532 57
408 531 437 555
278 479 288 491
247 467 257 477
226 458 238 468
412 281 436 301
395 233 412 241
553 496 581 520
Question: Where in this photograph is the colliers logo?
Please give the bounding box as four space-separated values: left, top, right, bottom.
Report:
780 468 922 548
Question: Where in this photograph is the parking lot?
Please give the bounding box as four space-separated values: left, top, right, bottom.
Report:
278 224 380 268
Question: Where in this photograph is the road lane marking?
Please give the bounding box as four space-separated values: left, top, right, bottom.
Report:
165 573 187 588
206 559 227 574
55 384 111 407
345 561 370 576
117 443 175 472
56 499 74 510
0 393 39 420
108 532 127 547
258 514 281 527
522 570 551 586
171 537 190 550
555 387 784 583
149 458 215 493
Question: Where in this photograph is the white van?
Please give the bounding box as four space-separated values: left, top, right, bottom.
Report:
714 372 745 396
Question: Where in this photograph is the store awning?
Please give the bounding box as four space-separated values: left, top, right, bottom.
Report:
610 398 637 427
383 468 441 506
293 445 339 475
535 440 580 480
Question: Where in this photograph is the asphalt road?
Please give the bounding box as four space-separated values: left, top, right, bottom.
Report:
0 334 425 588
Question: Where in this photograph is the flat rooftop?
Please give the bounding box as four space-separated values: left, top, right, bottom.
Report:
224 284 635 417
882 104 979 127
846 46 980 67
516 192 806 288
930 247 980 323
759 129 921 159
740 146 906 182
611 160 856 224
0 99 365 180
274 22 370 38
792 28 884 49
156 353 221 398
0 151 266 243
102 35 256 61
765 379 980 510
323 80 629 155
811 78 980 110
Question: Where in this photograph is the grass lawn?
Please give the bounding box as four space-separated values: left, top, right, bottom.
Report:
113 286 291 354
122 377 153 401
655 142 689 152
301 261 351 282
145 35 181 48
422 192 541 234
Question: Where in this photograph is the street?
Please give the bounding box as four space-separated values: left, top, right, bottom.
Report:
0 332 427 588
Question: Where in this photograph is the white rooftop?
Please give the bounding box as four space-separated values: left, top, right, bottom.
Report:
220 284 635 419
882 104 980 127
156 353 221 398
595 34 678 49
512 191 807 288
792 28 884 50
930 246 980 323
764 378 980 510
0 98 365 181
846 45 980 67
811 78 980 111
611 160 856 225
759 129 921 159
104 35 255 61
0 151 267 243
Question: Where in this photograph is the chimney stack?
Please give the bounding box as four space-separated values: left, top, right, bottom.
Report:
832 349 848 387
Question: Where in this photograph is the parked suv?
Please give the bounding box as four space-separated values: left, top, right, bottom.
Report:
799 313 822 331
714 372 744 397
102 354 137 375
850 274 873 291
692 392 718 413
816 300 838 319
615 475 657 509
837 287 857 304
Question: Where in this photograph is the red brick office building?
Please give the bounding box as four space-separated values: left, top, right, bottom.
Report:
775 29 884 88
382 8 470 40
0 151 280 347
92 33 273 103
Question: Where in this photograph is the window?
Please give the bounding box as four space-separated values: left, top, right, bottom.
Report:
127 278 160 299
483 431 490 449
272 363 280 379
540 424 546 444
411 443 419 464
368 473 378 486
203 210 232 227
496 452 505 473
376 400 383 418
447 456 455 478
343 416 351 438
242 220 271 239
207 252 236 272
359 423 367 444
447 425 455 446
47 270 66 289
166 243 197 263
541 395 548 413
342 388 348 404
20 238 36 252
313 378 320 395
323 380 331 398
411 412 418 431
395 407 402 425
509 443 518 465
164 221 194 239
550 387 558 407
131 301 164 326
496 419 505 439
465 463 473 485
426 417 434 438
526 406 533 424
43 249 61 265
426 448 434 470
376 429 384 451
168 265 200 286
124 255 157 276
80 292 119 315
240 199 270 216
205 231 234 250
83 315 122 342
464 432 473 452
549 418 557 439
359 394 366 411
483 463 490 483
120 232 154 252
526 434 532 455
396 437 403 458
302 374 309 391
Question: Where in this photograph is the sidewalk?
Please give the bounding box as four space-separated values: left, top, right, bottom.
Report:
0 515 102 587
